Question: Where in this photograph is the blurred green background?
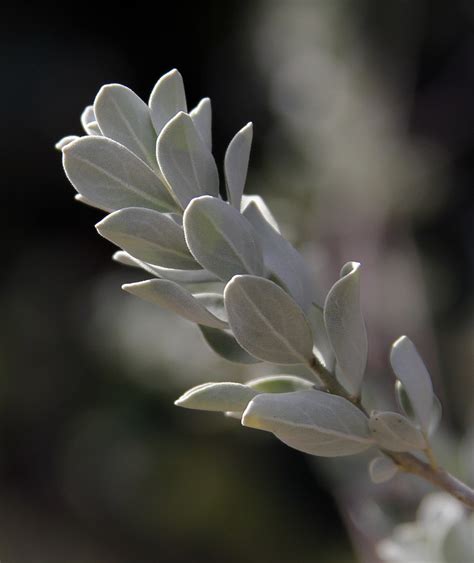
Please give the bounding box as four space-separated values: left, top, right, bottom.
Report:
1 1 473 561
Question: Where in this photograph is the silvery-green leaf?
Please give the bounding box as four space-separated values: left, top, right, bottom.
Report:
442 514 474 563
122 279 227 329
224 275 314 364
194 293 227 322
94 84 157 169
113 251 217 283
247 375 315 393
369 411 426 452
157 112 219 208
390 336 434 431
242 390 373 457
241 194 280 232
307 304 335 370
149 69 187 136
190 98 212 150
324 262 368 396
224 123 253 210
395 379 415 420
199 326 260 364
55 135 79 151
87 121 102 136
184 196 263 281
96 207 199 270
369 456 398 484
175 382 256 412
63 137 178 213
80 105 98 135
244 201 313 312
74 194 113 213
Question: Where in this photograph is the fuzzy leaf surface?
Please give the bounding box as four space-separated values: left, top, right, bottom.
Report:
224 275 313 364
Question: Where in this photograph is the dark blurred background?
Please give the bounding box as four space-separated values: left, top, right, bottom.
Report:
1 1 473 562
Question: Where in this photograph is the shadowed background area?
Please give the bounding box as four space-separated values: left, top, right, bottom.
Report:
1 1 473 562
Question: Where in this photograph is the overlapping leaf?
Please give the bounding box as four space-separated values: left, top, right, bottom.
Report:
324 262 368 396
224 275 313 364
242 390 373 457
175 382 256 412
123 279 227 329
94 84 158 169
390 336 434 431
369 456 398 483
199 326 260 364
184 196 263 281
149 69 187 136
63 137 178 213
96 207 199 270
369 411 426 452
224 123 253 210
190 98 212 150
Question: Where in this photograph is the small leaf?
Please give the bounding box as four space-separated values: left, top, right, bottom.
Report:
224 275 314 364
184 196 264 282
247 375 315 393
63 137 178 213
395 379 415 420
199 325 260 364
307 304 335 370
369 456 398 483
55 135 79 151
390 336 434 430
94 84 158 169
157 112 219 208
244 200 314 312
149 69 187 136
86 121 102 136
80 105 100 135
122 279 227 329
113 251 218 283
324 262 368 396
241 194 280 232
224 122 253 210
242 390 373 457
190 98 212 150
175 382 256 412
194 293 227 323
96 207 199 270
369 411 426 452
74 194 113 212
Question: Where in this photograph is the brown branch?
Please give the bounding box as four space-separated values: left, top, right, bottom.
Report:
389 451 474 509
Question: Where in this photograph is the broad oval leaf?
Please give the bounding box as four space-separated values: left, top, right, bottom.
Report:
242 390 373 457
122 279 227 329
369 411 426 452
390 336 434 431
247 375 315 393
369 456 398 484
184 196 264 281
324 262 368 396
96 207 199 270
244 200 314 312
149 69 187 136
190 98 212 150
157 112 219 208
175 382 256 412
224 275 314 364
199 325 260 364
113 250 218 283
55 135 79 151
94 84 157 169
63 137 178 213
224 122 253 210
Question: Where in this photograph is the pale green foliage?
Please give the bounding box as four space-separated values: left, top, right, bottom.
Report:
58 69 442 467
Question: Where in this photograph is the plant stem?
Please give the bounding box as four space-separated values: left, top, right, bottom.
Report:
307 355 474 509
389 451 474 509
